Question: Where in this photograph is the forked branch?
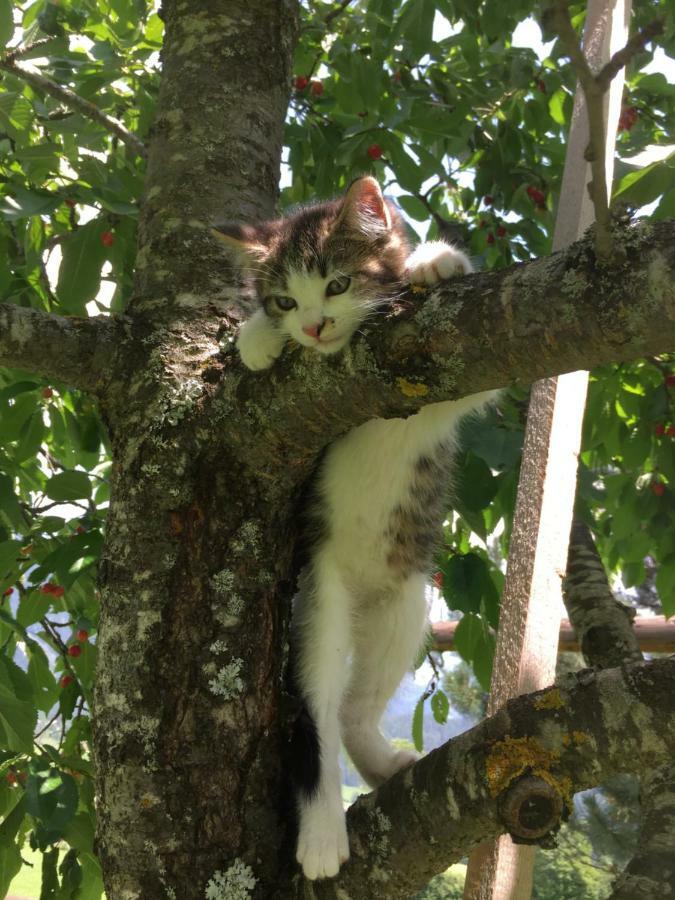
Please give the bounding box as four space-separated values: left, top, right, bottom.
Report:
545 2 664 260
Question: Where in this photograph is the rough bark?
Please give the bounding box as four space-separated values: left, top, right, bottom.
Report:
2 2 674 898
279 658 675 900
564 520 675 900
0 304 121 393
90 1 300 897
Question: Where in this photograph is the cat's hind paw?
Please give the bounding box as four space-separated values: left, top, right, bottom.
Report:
405 240 473 286
296 805 349 880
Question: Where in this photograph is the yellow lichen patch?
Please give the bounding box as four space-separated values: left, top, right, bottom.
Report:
533 688 565 711
562 730 589 747
397 377 429 397
486 736 563 797
410 284 428 294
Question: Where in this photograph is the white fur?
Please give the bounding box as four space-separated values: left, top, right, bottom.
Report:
238 241 492 879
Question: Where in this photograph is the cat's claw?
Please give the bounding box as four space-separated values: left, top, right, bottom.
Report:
297 805 349 880
405 240 473 285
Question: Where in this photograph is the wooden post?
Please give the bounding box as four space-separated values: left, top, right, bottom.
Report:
463 2 631 897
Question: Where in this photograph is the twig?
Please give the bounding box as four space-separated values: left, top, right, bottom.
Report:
3 38 57 63
0 56 147 158
545 5 663 262
324 0 354 29
596 19 664 92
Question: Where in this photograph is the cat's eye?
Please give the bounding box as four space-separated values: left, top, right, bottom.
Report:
325 275 351 297
273 295 297 311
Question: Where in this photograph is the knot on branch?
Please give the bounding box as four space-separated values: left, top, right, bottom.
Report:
498 775 566 846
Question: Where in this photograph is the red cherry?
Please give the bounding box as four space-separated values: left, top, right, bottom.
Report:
526 186 546 206
537 79 546 93
392 71 402 83
17 772 27 785
487 232 495 245
42 387 54 399
618 106 638 132
357 110 368 118
367 143 383 160
666 426 675 437
2 587 12 597
432 572 443 590
76 629 89 643
67 644 82 658
310 80 323 96
651 481 666 497
294 76 308 91
6 772 17 785
484 195 494 205
100 231 115 248
51 585 65 598
655 423 666 436
665 374 675 388
64 198 76 208
76 525 85 534
479 220 487 229
60 674 74 688
496 225 507 238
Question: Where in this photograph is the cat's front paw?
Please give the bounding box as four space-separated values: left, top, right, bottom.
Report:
406 240 473 286
236 314 286 371
296 801 349 880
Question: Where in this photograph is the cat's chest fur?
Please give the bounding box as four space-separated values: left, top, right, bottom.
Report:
311 392 494 597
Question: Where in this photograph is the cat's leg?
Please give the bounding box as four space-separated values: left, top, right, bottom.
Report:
293 556 352 880
405 240 473 284
236 308 286 371
340 573 428 787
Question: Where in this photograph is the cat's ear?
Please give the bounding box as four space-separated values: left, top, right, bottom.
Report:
336 176 392 237
211 222 269 263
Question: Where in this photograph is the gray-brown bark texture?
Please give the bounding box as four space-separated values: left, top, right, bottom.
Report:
564 520 675 900
1 3 675 898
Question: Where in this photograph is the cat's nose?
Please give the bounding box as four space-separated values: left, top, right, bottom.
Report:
302 320 325 339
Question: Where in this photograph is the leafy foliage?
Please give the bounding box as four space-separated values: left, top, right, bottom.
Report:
0 0 674 895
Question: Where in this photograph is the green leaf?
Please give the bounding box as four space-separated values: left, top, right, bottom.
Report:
430 688 449 725
655 563 675 618
41 846 60 898
0 539 21 579
56 221 108 314
45 471 92 502
0 187 59 221
0 796 25 898
454 612 483 663
411 694 425 752
0 679 37 752
25 770 79 841
0 474 28 532
0 0 13 47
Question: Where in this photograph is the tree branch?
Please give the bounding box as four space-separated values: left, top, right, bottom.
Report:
0 304 123 394
0 56 147 158
564 519 675 900
544 6 663 261
596 19 664 93
221 218 675 474
281 657 675 899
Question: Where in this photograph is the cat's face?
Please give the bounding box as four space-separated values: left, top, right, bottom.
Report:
214 177 409 355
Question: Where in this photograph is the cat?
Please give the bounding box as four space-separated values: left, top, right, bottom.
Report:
213 176 495 880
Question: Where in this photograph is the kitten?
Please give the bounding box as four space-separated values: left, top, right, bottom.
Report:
214 177 494 880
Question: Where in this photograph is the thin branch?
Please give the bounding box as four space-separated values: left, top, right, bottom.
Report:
3 38 57 63
546 0 613 259
0 304 123 395
596 18 664 92
0 56 147 159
